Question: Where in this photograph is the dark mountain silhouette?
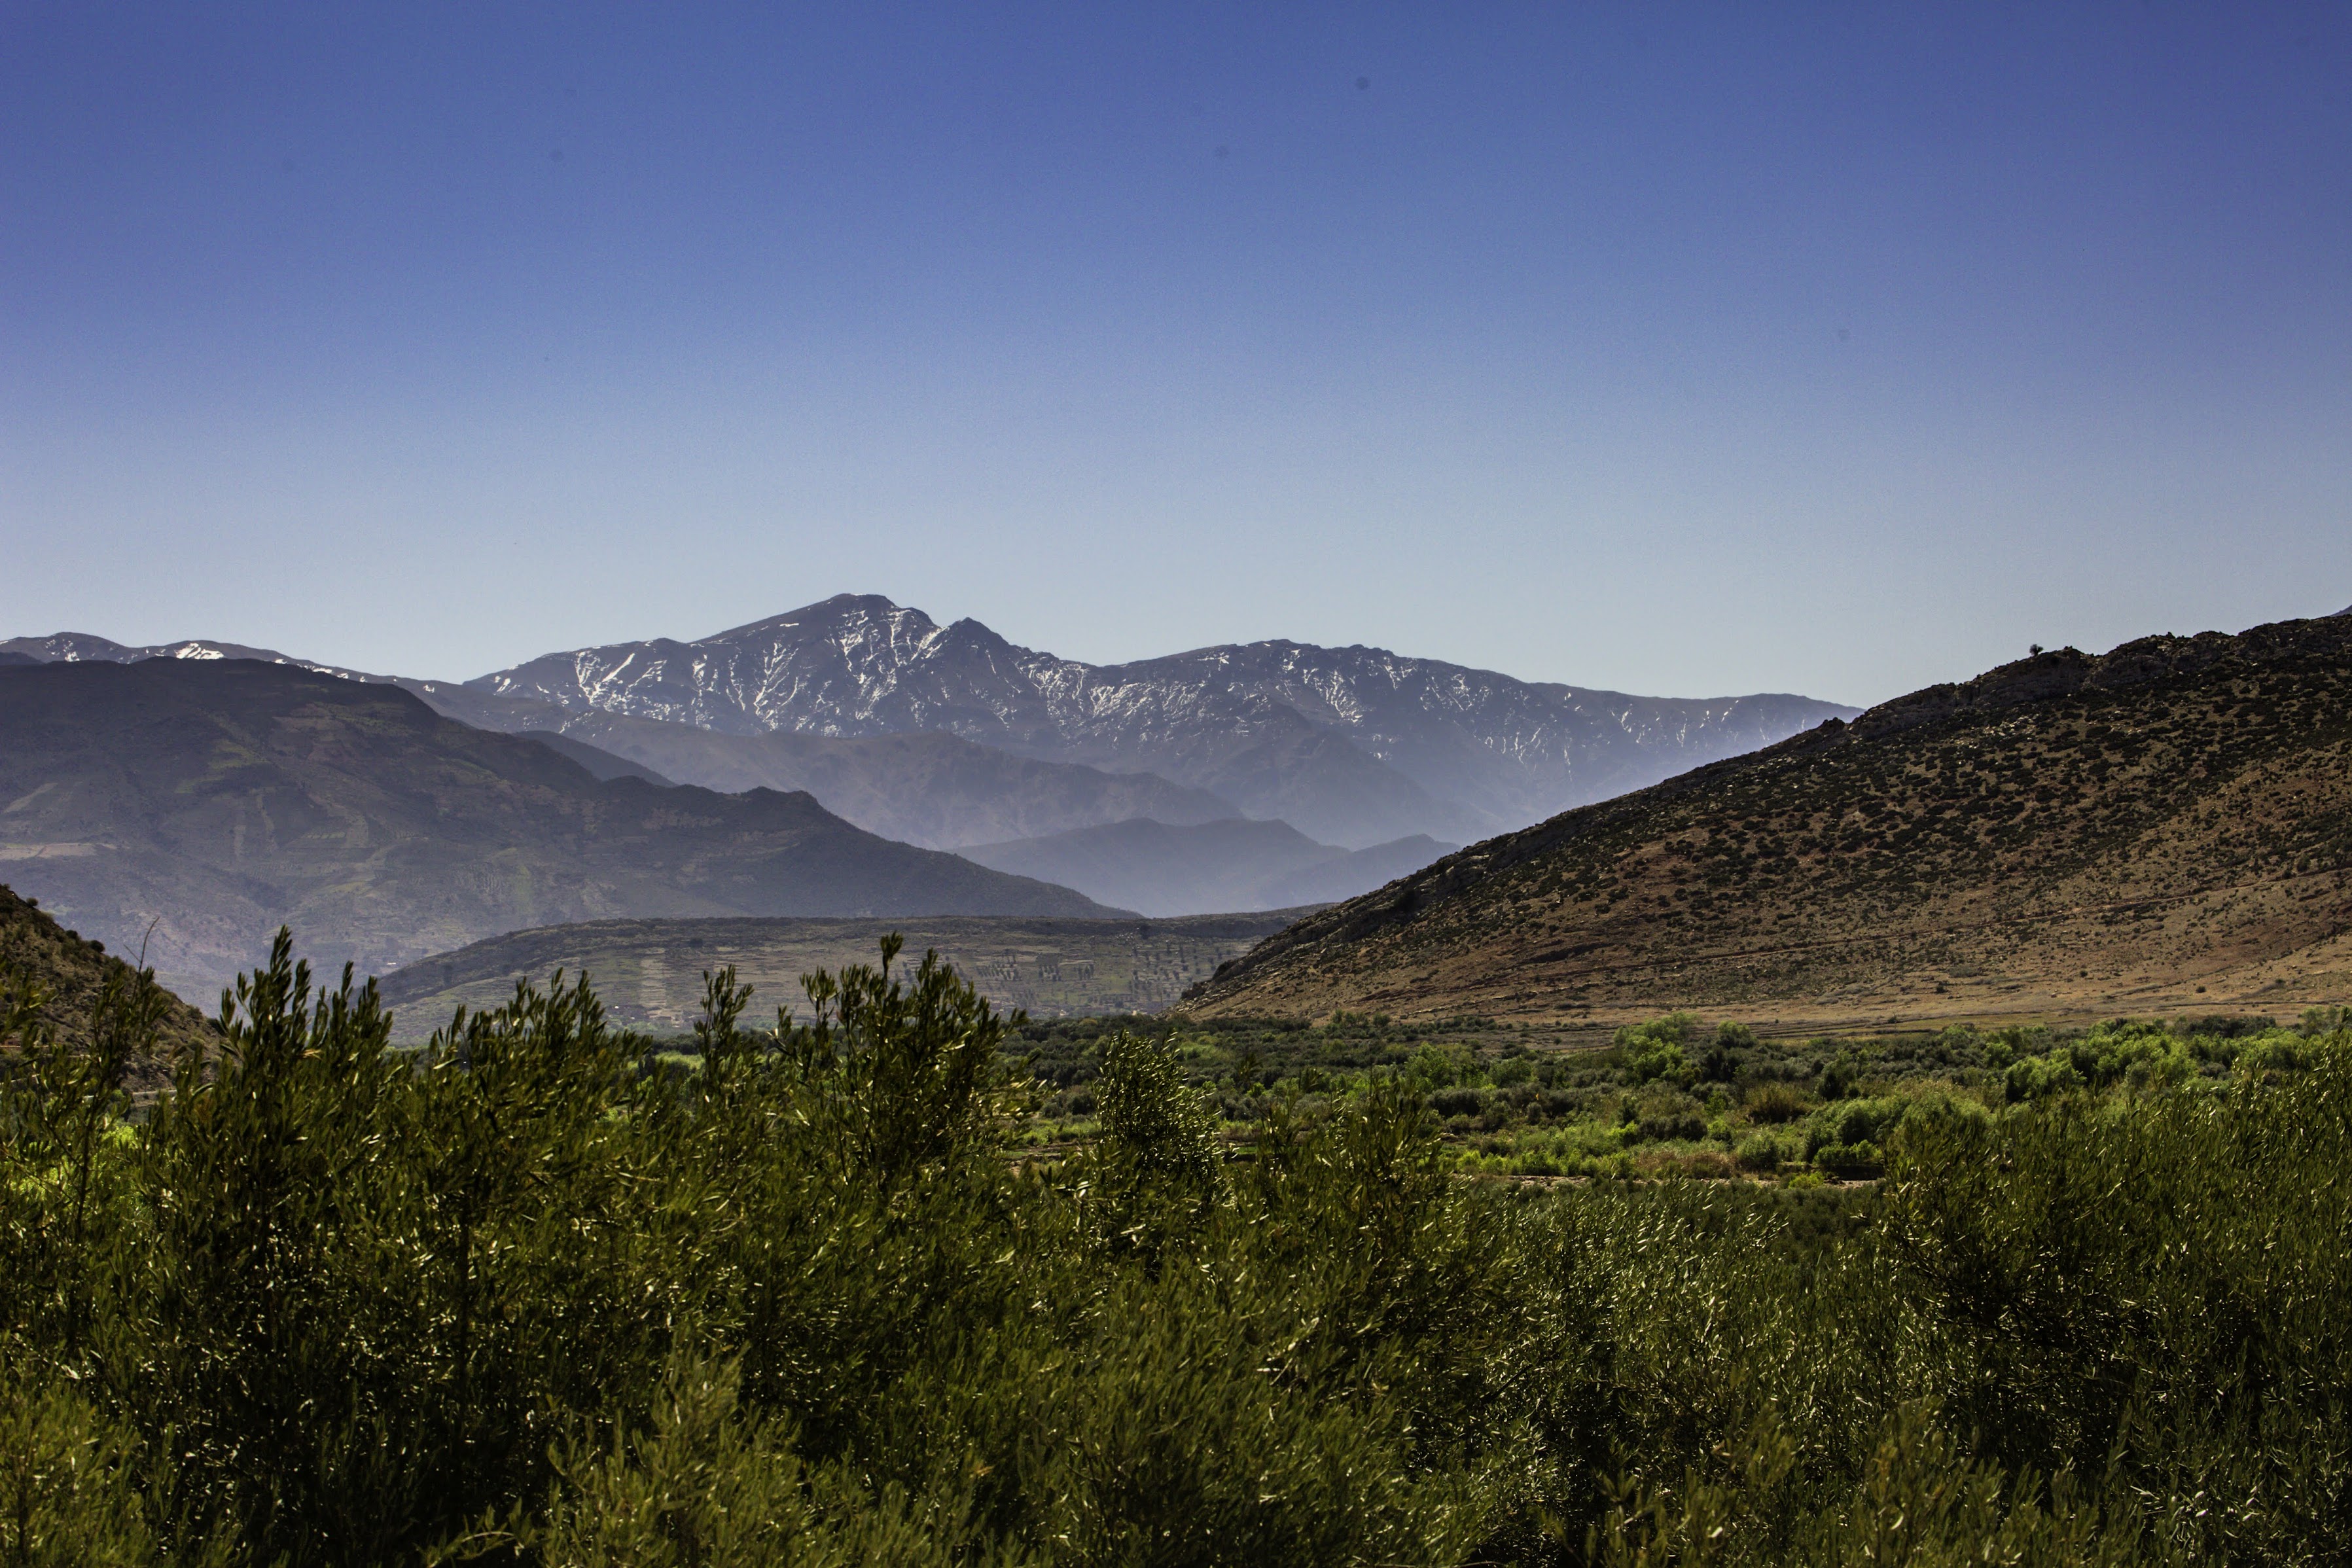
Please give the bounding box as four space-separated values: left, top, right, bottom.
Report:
960 819 1453 918
0 659 1120 999
1183 615 2352 1030
469 594 1857 846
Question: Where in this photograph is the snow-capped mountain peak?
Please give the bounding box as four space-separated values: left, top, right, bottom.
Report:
468 596 1858 845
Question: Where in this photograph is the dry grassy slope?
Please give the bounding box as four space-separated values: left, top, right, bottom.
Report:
0 883 213 1075
1183 615 2352 1030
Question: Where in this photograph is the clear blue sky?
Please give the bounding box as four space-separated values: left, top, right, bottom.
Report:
5 3 2347 704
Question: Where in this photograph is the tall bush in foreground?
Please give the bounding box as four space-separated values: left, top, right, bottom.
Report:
3 925 2349 1564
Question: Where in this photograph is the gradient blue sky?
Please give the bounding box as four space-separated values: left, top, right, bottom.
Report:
5 4 2347 705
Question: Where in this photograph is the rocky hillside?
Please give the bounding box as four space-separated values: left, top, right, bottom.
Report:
0 659 1119 999
0 882 213 1069
469 594 1857 845
1182 614 2352 1030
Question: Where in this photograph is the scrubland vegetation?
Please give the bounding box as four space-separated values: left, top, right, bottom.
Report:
4 933 2350 1564
1022 1004 2340 1185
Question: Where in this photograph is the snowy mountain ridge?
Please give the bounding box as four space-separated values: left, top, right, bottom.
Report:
472 594 1859 844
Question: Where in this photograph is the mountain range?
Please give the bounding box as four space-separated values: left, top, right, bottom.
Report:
510 712 1242 848
5 601 1853 917
0 658 1116 999
1183 612 2352 1030
466 594 1859 845
0 630 1247 851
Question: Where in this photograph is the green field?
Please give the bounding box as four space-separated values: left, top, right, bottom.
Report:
376 910 1313 1036
1010 1003 2335 1182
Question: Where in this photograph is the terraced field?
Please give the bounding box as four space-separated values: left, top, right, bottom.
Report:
378 909 1313 1037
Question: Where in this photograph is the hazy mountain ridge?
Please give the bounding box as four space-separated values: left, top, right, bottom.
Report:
960 818 1454 918
0 630 1247 850
0 659 1120 999
520 711 1241 849
1 631 391 683
1183 614 2352 1028
519 730 677 786
471 593 1859 844
6 609 1857 853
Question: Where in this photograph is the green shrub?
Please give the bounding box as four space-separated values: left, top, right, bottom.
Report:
1406 1042 1474 1090
1616 1013 1698 1084
1817 1049 1865 1100
1741 1081 1809 1123
5 931 2349 1565
1489 1056 1533 1088
1633 1088 1709 1143
1812 1141 1883 1179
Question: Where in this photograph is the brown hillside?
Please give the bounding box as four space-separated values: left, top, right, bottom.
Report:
1 883 213 1077
1181 615 2352 1031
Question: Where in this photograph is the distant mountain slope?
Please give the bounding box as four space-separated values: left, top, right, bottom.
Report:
961 819 1454 918
0 632 1242 850
512 711 1239 849
0 660 1119 999
0 630 552 736
0 631 410 688
469 594 1857 845
0 883 213 1071
1256 834 1461 910
1182 615 2352 1029
519 730 677 785
377 910 1310 1035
